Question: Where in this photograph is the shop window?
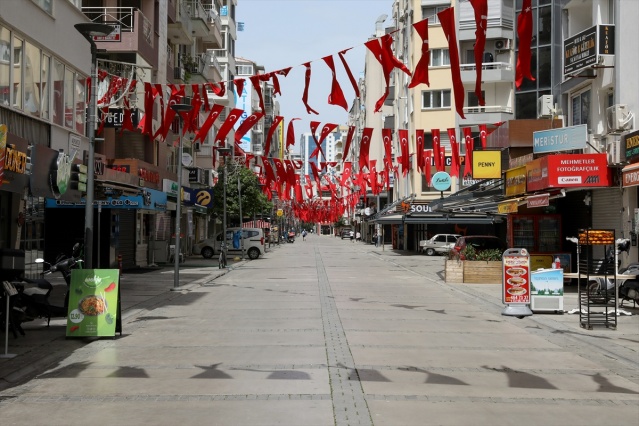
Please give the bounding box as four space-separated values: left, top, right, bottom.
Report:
41 54 50 120
64 68 74 128
52 59 64 126
24 41 41 117
0 26 10 107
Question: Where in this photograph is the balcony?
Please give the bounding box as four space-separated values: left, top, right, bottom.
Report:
185 0 210 38
168 0 193 45
460 62 514 84
81 7 155 66
182 52 219 83
166 45 175 84
461 105 514 126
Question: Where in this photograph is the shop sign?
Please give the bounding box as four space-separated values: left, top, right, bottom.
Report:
532 124 587 154
45 188 167 211
502 249 530 304
527 193 549 208
187 167 207 185
409 203 431 213
182 187 214 208
623 130 639 163
563 25 614 76
472 150 501 179
67 269 120 338
91 22 121 42
622 163 639 188
431 171 451 191
498 201 518 214
505 166 526 196
527 153 609 191
97 108 139 127
29 144 82 201
163 179 179 198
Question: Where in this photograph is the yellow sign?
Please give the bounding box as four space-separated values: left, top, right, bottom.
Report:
504 166 527 197
276 209 283 217
497 200 519 214
472 150 501 179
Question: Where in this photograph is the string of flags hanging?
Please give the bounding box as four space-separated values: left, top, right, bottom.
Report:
91 0 534 223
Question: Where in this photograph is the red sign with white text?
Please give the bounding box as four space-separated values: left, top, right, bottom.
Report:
503 254 530 304
526 153 609 191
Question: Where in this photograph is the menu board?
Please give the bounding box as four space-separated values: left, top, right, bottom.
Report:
503 252 531 304
66 269 120 337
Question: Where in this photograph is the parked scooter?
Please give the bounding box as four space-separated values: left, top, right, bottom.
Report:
589 239 639 307
618 263 639 308
13 243 83 327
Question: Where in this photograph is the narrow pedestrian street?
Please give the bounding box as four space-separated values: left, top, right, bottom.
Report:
1 234 638 425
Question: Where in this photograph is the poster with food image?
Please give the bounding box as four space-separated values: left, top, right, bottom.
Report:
503 253 531 304
66 269 119 337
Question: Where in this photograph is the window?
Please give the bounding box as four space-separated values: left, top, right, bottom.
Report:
422 90 451 109
0 26 10 106
467 91 486 108
13 37 23 109
571 89 591 129
52 59 64 126
41 54 50 120
64 68 74 128
24 41 41 117
75 73 86 134
421 5 449 23
430 49 450 67
31 0 53 15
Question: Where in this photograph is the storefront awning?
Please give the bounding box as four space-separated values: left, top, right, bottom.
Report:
373 212 505 225
373 214 405 224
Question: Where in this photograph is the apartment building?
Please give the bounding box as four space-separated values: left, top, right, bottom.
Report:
0 0 235 270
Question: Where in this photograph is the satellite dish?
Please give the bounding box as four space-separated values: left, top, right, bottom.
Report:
182 152 193 167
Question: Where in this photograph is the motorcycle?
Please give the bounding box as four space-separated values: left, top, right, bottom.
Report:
588 239 639 308
287 231 295 243
618 263 639 308
13 243 83 328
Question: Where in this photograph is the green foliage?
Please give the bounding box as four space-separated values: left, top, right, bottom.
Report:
211 165 272 225
456 245 503 261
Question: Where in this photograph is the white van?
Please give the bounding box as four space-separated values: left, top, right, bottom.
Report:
193 227 265 260
419 234 461 256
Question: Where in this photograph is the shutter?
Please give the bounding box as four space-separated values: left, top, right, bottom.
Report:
591 188 622 257
118 210 136 269
115 131 147 159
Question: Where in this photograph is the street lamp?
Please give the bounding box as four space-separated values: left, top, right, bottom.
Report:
170 103 193 289
75 22 115 269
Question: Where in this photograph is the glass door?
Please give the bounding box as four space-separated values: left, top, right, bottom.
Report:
512 215 535 251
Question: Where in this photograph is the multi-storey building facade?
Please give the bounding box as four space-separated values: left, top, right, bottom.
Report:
0 0 236 271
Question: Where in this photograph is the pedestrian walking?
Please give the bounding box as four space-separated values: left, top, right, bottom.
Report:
356 231 361 242
302 230 307 241
350 230 354 242
374 232 379 247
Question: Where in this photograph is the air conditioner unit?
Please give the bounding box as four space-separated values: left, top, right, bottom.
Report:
606 104 629 132
537 95 554 118
193 141 201 152
495 39 511 50
605 135 625 164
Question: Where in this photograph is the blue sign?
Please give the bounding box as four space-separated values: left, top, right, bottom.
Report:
431 171 452 191
182 187 214 208
533 124 587 154
45 188 167 211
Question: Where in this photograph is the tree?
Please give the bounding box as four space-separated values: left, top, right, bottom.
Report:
212 164 272 226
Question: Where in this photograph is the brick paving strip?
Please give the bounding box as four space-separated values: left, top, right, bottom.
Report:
315 247 374 426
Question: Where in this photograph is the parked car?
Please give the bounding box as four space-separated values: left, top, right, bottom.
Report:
419 234 461 256
193 227 265 260
340 229 353 239
451 235 507 260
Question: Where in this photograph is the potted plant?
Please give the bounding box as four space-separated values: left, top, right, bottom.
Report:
445 246 503 284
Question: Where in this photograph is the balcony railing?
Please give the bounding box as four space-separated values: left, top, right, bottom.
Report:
82 7 153 46
460 62 513 72
463 105 513 114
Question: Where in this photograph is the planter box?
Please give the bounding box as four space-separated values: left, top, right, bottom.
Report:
444 259 502 284
463 260 502 284
445 259 464 283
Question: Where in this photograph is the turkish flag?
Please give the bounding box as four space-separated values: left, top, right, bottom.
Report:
515 0 536 88
438 7 466 119
359 127 373 172
302 62 319 115
214 108 243 146
448 128 460 178
342 126 355 162
264 115 283 155
424 150 432 186
398 129 410 177
470 0 488 106
286 118 300 151
415 129 425 173
235 112 264 145
193 103 224 143
463 127 474 178
322 55 348 111
479 124 488 149
408 19 430 88
382 128 392 172
249 75 266 112
432 129 442 172
338 48 360 97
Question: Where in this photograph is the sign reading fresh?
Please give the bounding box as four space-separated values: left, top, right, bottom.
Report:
67 269 120 337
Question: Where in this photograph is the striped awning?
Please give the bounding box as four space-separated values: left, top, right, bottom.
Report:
243 220 271 229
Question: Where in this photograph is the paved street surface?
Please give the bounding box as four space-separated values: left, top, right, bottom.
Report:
1 234 638 425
